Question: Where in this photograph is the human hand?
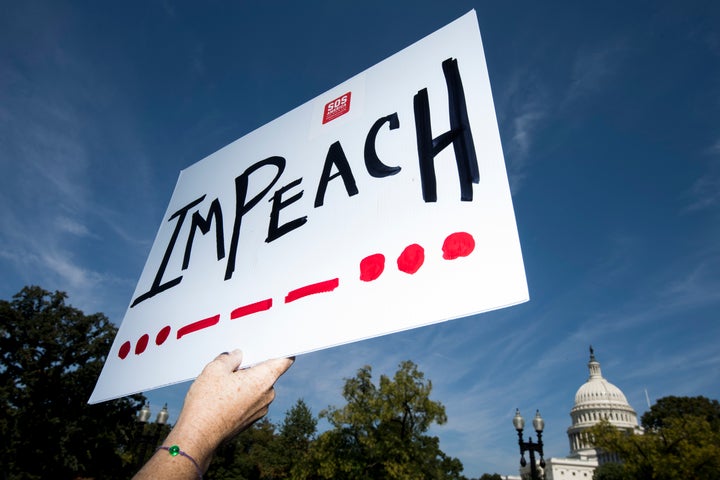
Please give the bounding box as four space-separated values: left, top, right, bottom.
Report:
159 350 294 472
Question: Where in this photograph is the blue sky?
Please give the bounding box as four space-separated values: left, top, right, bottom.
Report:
1 1 719 476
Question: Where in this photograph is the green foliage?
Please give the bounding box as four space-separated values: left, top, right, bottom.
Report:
0 286 145 479
214 399 318 480
477 473 503 480
200 362 465 479
592 462 629 480
207 417 277 480
130 419 172 471
641 395 720 431
276 399 318 478
590 396 720 480
294 360 465 480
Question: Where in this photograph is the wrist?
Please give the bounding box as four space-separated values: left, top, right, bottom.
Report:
163 422 218 472
156 445 203 479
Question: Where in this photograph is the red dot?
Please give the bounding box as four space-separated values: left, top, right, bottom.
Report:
397 244 425 274
442 232 475 260
118 341 131 359
156 326 171 346
135 334 149 355
360 253 385 281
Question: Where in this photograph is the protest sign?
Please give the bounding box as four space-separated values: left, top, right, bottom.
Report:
90 10 528 403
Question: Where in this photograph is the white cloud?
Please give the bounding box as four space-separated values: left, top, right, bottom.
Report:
40 249 104 291
496 69 549 194
510 111 544 159
55 216 94 238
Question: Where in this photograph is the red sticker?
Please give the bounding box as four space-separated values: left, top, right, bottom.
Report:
322 92 351 124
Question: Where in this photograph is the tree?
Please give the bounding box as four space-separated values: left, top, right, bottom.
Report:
592 462 628 480
0 286 145 479
477 474 503 480
276 399 317 478
641 395 720 431
206 417 277 480
205 400 318 480
590 396 720 479
279 399 317 449
295 360 465 479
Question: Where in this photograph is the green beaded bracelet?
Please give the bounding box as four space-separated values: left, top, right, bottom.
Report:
157 445 203 479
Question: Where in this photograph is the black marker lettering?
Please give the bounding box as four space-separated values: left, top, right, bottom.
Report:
266 178 308 242
413 58 479 202
314 141 359 207
225 156 285 280
364 113 402 178
131 195 206 307
182 198 225 270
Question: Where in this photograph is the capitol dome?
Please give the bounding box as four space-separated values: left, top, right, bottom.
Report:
566 347 641 460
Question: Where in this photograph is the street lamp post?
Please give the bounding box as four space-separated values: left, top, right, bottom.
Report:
513 409 546 480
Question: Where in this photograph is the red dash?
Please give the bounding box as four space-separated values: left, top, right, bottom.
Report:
397 244 425 274
156 325 171 345
177 314 221 340
119 341 131 359
442 232 476 260
135 334 149 355
231 299 273 319
360 253 385 281
286 278 339 303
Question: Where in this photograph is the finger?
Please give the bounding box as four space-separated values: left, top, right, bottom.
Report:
248 356 294 383
213 349 244 371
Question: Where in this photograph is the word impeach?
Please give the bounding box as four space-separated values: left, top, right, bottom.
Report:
131 58 478 308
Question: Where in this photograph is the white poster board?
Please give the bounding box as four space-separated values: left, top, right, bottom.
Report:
90 10 528 404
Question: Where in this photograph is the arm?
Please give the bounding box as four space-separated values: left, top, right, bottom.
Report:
134 350 294 479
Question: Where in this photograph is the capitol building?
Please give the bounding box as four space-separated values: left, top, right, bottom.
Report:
526 348 643 480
